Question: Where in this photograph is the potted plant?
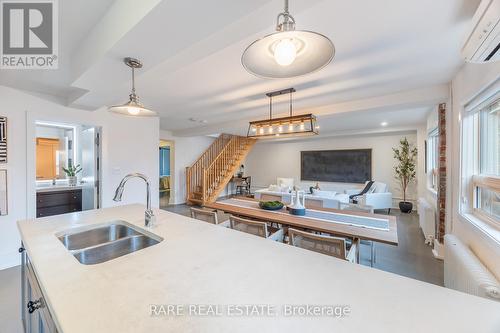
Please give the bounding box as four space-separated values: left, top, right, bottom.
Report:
63 164 82 186
393 138 417 213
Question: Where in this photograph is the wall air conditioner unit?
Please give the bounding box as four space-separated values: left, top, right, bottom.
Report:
461 0 500 63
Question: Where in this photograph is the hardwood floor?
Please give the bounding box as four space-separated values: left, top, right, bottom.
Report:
0 207 443 333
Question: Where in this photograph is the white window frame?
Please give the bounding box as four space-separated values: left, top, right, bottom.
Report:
472 175 500 225
461 81 500 231
426 128 439 193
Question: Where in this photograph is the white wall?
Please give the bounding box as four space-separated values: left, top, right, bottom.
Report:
244 132 421 206
416 124 428 203
449 61 500 279
0 85 159 270
160 130 214 204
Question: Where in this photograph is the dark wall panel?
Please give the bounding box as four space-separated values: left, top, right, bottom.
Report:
301 149 371 183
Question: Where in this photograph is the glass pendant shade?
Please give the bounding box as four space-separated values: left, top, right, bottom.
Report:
108 95 157 117
242 0 334 79
242 30 334 79
108 57 157 117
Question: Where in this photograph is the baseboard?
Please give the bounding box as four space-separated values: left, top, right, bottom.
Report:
432 239 444 260
0 250 20 271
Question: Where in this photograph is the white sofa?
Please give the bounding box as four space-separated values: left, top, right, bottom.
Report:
254 187 349 209
346 181 393 213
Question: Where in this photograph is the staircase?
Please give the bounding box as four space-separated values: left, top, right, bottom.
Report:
186 134 256 205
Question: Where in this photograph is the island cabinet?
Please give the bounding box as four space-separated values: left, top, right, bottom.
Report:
36 189 82 218
20 246 58 333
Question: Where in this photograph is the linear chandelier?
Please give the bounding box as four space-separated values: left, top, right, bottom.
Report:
241 0 334 79
247 88 319 138
108 57 157 117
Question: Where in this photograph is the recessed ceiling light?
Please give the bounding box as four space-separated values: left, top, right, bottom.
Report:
381 122 388 126
189 117 208 124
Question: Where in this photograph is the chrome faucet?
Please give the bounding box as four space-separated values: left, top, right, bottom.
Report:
113 173 156 227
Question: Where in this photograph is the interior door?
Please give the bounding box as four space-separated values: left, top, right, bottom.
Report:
80 127 97 210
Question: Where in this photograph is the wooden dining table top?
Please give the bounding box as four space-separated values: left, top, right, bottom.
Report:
204 197 398 246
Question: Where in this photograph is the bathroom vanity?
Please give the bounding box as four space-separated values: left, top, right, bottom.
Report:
36 187 82 218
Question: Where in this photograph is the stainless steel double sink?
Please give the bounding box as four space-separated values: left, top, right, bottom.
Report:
57 221 163 265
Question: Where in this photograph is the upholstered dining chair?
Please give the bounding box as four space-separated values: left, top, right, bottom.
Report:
288 228 359 263
190 207 230 227
340 203 374 213
229 216 284 242
260 193 284 202
305 198 324 209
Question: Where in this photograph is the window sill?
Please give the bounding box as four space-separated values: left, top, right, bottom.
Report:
427 188 438 197
460 213 500 244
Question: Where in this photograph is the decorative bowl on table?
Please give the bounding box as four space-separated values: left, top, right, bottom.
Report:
258 201 284 211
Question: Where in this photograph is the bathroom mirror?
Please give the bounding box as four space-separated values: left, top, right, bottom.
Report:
0 170 7 215
35 123 75 180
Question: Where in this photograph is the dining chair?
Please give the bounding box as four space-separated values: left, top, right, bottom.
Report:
340 202 374 213
288 228 360 263
190 207 230 227
339 203 376 266
235 176 251 195
229 215 284 242
305 198 323 209
260 193 283 202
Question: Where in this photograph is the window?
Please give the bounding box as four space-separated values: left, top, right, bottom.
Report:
462 88 500 228
476 99 499 220
480 99 499 175
427 128 439 191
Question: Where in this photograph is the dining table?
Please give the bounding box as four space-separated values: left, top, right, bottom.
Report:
204 197 398 246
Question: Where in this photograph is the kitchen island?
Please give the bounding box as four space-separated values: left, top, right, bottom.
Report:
17 204 500 332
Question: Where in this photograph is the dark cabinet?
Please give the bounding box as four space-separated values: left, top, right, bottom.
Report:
36 189 82 218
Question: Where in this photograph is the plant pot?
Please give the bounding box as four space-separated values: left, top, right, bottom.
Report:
399 201 413 213
68 176 77 186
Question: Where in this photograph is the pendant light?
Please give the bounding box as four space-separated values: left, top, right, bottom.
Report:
242 0 334 79
108 57 157 117
247 88 319 138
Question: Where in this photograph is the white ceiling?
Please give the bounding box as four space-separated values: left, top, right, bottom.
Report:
0 0 481 137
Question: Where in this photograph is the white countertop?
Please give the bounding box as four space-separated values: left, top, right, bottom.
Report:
17 205 500 333
36 184 83 193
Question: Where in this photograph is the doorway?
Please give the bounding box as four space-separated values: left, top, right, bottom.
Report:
159 140 174 208
34 121 101 217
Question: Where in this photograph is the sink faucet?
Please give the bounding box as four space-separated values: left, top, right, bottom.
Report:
113 173 156 227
